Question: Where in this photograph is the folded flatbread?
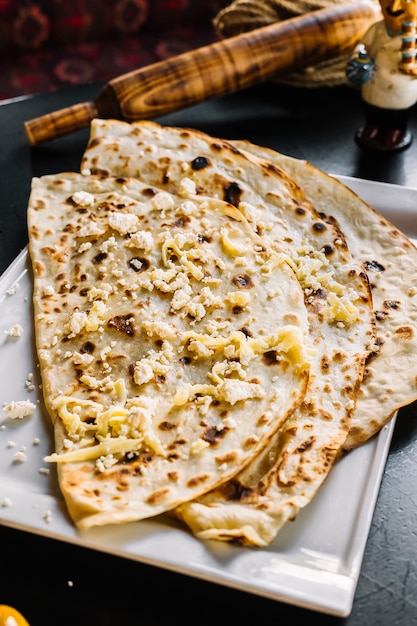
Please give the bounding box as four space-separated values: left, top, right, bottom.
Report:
28 172 312 530
81 119 417 448
79 119 377 544
229 140 417 449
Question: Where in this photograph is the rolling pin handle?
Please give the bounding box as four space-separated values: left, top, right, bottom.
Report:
24 101 99 146
23 1 380 146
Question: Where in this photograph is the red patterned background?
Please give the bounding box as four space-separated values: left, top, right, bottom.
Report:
0 0 229 100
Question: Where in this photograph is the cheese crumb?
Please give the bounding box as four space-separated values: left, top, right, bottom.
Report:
178 177 197 196
78 241 92 254
69 311 87 335
25 372 35 391
3 400 36 419
126 230 154 251
42 285 55 297
78 222 105 237
108 211 139 234
6 282 19 295
71 190 95 206
218 379 265 405
72 352 95 367
190 438 210 455
5 324 23 338
151 191 175 212
13 449 27 463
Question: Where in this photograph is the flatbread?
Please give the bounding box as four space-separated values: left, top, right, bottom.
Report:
27 172 311 531
229 140 417 449
80 119 376 544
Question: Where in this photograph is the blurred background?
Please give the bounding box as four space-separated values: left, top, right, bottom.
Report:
0 0 229 101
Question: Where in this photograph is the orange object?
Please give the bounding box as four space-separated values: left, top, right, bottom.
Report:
0 605 30 626
24 0 380 146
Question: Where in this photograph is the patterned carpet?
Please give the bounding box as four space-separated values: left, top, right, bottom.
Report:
0 0 228 100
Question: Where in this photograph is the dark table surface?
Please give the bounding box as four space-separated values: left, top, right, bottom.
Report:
1 81 417 626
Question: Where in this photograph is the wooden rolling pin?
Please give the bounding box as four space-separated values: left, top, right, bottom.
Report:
24 0 380 146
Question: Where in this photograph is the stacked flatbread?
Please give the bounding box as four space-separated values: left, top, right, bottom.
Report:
26 118 417 545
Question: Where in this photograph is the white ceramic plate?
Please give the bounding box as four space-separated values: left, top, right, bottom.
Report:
0 176 415 617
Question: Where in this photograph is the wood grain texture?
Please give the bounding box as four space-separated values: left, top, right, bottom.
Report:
24 1 380 145
25 101 99 146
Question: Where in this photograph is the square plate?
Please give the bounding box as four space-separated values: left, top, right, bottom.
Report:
0 175 415 617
